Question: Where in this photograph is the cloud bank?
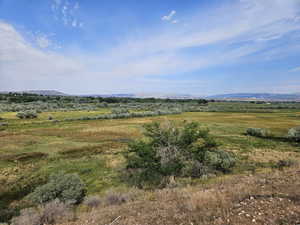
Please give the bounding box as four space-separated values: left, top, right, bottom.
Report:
1 0 300 94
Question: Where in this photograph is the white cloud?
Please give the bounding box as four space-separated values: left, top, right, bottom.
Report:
0 22 85 92
51 0 82 28
36 35 51 48
162 10 176 21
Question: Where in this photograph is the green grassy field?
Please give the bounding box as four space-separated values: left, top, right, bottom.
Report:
1 109 300 221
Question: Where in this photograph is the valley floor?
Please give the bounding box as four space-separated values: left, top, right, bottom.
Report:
1 110 300 224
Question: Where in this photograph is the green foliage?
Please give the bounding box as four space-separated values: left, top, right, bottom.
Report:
287 127 300 142
124 121 235 187
27 172 86 204
246 128 271 138
16 111 38 119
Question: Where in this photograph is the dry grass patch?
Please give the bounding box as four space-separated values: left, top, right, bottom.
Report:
0 152 48 162
57 165 300 225
248 149 300 163
58 142 124 158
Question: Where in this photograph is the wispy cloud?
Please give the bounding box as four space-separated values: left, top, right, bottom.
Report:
162 10 176 21
51 0 83 28
161 10 178 24
36 34 52 48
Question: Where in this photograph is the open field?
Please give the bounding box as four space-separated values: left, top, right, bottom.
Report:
0 100 300 223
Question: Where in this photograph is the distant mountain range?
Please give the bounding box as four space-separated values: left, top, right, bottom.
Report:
22 90 68 96
2 90 300 101
207 93 300 101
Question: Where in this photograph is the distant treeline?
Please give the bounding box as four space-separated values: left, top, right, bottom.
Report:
0 92 209 104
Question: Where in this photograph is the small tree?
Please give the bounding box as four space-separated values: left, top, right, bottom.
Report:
124 121 235 187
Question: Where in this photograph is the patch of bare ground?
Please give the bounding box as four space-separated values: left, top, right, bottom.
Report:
57 165 300 225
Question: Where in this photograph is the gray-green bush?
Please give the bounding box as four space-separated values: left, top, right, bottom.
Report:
246 128 271 138
83 196 101 208
287 127 300 142
16 111 38 119
27 172 86 204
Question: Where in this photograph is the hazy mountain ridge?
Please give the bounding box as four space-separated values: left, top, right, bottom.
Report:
207 93 300 101
23 90 68 96
2 90 300 101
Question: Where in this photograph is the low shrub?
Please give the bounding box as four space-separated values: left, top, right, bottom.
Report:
38 199 73 224
83 196 101 208
246 128 271 138
27 172 86 204
0 122 8 131
11 199 73 225
105 192 128 206
203 149 236 172
10 208 41 225
287 127 300 142
273 159 296 170
111 108 129 114
63 110 182 122
16 111 38 119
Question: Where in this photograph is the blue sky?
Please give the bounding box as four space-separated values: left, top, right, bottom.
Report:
0 0 300 95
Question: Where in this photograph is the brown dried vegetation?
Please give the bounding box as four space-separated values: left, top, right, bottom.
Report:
57 165 300 225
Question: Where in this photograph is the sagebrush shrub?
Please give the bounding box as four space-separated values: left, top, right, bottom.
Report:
125 121 236 187
105 192 128 205
27 172 86 204
0 122 8 127
111 108 129 114
39 199 73 224
16 111 38 119
273 159 296 170
11 208 41 225
246 128 271 138
11 200 73 225
287 127 300 142
83 196 102 208
203 150 236 172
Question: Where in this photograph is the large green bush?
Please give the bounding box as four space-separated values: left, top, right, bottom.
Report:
27 172 86 204
287 127 300 142
124 121 235 187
